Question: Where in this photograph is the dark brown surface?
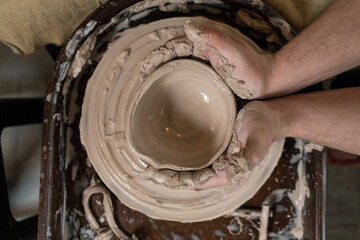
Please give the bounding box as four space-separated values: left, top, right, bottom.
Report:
38 1 325 239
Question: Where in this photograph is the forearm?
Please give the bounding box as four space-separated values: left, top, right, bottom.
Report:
268 0 360 97
267 87 360 154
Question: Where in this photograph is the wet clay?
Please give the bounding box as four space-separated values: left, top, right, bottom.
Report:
82 176 137 240
139 36 193 80
131 59 236 171
288 159 310 239
304 142 324 152
80 16 285 222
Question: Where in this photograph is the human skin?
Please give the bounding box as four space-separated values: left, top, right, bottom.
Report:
199 88 360 190
201 0 360 99
185 0 360 189
267 87 360 157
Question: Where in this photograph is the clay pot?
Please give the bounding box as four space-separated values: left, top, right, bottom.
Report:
129 59 236 170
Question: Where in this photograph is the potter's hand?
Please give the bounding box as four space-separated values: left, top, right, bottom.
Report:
235 101 284 166
184 20 275 99
197 101 285 190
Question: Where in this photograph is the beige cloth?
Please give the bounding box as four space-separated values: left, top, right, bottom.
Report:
264 0 336 31
0 0 335 55
0 0 107 55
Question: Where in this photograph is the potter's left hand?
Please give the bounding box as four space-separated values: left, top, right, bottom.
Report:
196 101 286 190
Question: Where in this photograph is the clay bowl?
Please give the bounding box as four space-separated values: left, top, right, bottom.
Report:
129 59 236 171
78 15 285 222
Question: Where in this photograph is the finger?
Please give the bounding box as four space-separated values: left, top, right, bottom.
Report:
203 28 241 66
205 27 237 51
235 109 250 147
243 132 271 167
195 170 232 190
184 20 239 62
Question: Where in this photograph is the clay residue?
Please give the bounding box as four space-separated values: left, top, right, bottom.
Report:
152 168 181 188
158 1 189 13
268 139 310 239
184 20 255 99
258 205 270 240
235 9 284 47
304 142 324 152
68 34 97 78
236 9 273 35
248 0 264 10
288 160 310 239
213 109 251 183
227 217 243 236
269 17 294 41
212 145 250 184
82 176 137 240
138 36 193 79
183 20 210 58
179 171 195 188
142 166 215 189
262 188 287 205
194 168 215 185
149 27 181 41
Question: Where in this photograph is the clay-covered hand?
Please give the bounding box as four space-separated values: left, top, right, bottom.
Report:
196 101 285 190
184 20 275 99
236 101 285 166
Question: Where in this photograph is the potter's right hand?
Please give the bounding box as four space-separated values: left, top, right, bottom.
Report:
235 101 285 166
196 101 286 190
184 20 276 100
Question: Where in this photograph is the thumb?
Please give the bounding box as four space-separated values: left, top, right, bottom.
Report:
184 20 238 63
242 131 271 167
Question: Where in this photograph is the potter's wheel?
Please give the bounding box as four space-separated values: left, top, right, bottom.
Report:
77 1 287 222
80 17 284 222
